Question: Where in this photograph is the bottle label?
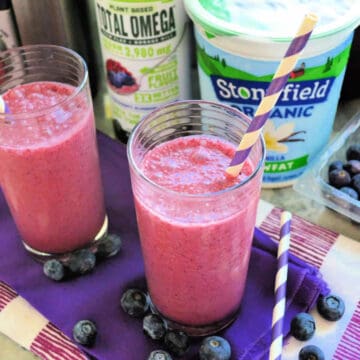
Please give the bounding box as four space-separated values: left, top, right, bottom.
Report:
195 28 353 186
95 0 190 132
0 9 19 50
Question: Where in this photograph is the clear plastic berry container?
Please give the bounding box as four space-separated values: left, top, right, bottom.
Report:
294 111 360 223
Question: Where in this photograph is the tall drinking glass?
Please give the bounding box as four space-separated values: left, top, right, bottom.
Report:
0 45 107 261
127 100 265 335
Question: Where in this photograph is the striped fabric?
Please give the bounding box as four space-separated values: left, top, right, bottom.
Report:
0 199 359 360
30 323 87 360
333 301 360 360
258 206 338 269
0 283 87 359
0 282 17 310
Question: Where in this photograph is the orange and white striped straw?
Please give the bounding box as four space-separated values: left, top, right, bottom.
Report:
0 96 7 113
226 13 318 177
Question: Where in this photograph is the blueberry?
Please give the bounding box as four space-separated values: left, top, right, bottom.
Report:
72 319 97 347
143 313 167 340
343 160 360 177
120 288 149 317
164 330 189 357
317 294 345 321
328 160 343 173
339 186 359 200
147 350 173 360
108 70 127 88
107 70 116 85
43 259 65 281
67 249 96 275
290 312 316 341
122 74 136 86
346 143 360 161
96 233 122 258
351 173 360 195
199 336 231 360
299 345 325 360
328 169 351 188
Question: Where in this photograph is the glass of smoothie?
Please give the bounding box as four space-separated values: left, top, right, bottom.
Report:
127 100 265 336
0 45 107 261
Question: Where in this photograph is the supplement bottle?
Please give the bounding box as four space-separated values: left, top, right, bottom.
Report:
94 0 191 142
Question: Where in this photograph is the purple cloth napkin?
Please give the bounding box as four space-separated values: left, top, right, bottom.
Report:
0 132 329 360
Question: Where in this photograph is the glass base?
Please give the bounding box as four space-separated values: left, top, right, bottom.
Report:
149 298 239 337
23 215 109 263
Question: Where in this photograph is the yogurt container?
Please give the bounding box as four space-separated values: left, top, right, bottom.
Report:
184 0 360 187
94 0 191 135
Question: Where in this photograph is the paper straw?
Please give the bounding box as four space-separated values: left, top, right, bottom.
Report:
0 96 8 114
226 13 318 177
269 211 292 360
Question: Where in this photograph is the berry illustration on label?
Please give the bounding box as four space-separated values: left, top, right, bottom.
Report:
106 59 139 95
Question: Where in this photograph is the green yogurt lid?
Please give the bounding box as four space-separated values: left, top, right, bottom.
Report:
184 0 360 41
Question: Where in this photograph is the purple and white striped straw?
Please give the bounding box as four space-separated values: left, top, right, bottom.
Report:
226 13 318 177
269 211 292 360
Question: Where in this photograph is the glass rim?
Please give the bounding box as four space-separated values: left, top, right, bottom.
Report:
0 44 88 118
127 100 266 199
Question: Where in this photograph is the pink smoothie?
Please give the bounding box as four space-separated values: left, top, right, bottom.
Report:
134 135 261 326
0 82 105 254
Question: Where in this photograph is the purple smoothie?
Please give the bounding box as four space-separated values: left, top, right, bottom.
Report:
133 135 260 326
0 82 105 254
